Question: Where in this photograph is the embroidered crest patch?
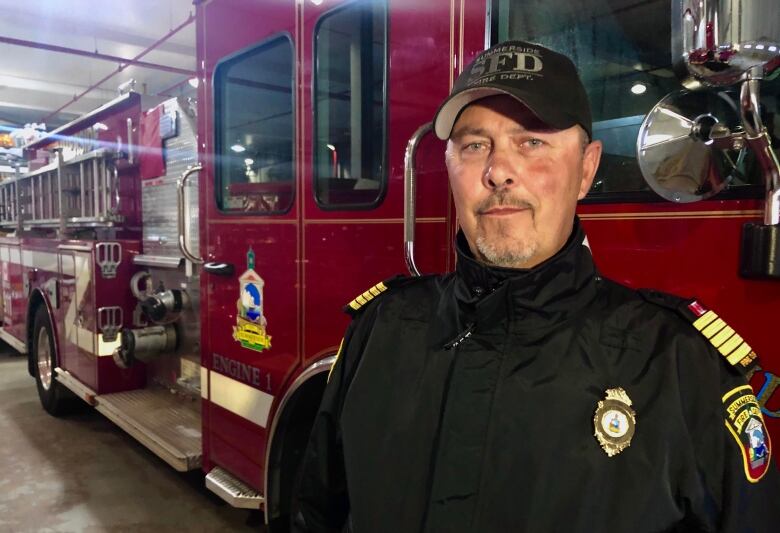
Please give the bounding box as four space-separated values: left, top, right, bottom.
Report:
723 385 772 483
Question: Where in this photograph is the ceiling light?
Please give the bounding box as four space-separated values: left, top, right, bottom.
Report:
244 158 254 165
188 77 199 88
231 143 246 153
630 82 647 95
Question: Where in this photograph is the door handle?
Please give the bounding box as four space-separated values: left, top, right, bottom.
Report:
177 164 204 264
403 122 433 277
203 262 235 276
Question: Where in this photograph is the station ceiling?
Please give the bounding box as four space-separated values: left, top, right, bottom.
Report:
0 0 196 130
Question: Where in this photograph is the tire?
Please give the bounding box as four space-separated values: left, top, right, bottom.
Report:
32 305 74 416
268 379 327 533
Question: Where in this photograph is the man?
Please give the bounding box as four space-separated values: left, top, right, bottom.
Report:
293 41 778 533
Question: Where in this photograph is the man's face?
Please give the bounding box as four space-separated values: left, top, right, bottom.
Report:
445 95 602 269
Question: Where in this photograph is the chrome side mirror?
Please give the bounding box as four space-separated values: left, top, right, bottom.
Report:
636 89 746 203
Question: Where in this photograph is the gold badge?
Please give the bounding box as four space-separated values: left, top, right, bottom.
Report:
594 387 636 457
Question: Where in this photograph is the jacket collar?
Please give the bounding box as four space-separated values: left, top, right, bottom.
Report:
453 217 599 321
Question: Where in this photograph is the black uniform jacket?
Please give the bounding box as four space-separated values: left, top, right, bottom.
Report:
294 221 779 533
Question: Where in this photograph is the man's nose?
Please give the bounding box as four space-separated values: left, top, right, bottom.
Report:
483 149 517 190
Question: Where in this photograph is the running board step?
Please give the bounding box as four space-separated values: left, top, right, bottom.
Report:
206 466 264 509
55 368 202 472
0 327 27 354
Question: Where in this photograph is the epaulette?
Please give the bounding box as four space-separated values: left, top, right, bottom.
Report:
638 289 759 372
343 275 404 317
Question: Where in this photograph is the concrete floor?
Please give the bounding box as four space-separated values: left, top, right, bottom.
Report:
0 344 265 532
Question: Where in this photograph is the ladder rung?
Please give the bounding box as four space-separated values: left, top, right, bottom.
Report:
0 150 119 230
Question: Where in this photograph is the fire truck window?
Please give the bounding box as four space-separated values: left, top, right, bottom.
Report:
313 0 387 209
494 0 768 200
214 35 294 214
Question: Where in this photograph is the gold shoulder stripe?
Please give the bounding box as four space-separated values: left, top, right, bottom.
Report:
691 310 757 369
711 326 735 347
725 343 751 365
720 333 743 356
346 281 388 312
702 318 726 339
693 310 718 330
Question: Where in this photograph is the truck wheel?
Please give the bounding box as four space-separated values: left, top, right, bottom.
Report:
32 306 73 416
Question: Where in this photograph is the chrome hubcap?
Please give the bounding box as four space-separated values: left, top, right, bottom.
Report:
37 327 53 391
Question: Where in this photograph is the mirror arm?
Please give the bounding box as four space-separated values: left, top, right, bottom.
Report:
709 126 746 152
740 70 780 225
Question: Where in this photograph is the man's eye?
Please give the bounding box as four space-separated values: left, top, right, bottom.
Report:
525 138 545 148
463 142 485 152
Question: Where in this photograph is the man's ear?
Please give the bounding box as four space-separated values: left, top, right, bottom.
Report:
578 140 602 200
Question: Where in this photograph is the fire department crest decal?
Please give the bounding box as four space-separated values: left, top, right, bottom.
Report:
723 385 771 482
594 387 636 457
233 247 271 352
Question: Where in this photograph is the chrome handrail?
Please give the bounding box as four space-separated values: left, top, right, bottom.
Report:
403 122 433 277
126 117 135 165
177 164 203 264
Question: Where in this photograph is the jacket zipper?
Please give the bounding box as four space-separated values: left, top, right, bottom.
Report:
443 322 475 350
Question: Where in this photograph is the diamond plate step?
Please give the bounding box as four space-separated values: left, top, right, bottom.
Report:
94 386 202 472
205 466 264 509
55 369 202 472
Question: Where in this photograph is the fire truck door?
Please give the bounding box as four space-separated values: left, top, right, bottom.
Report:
299 0 457 370
199 0 298 489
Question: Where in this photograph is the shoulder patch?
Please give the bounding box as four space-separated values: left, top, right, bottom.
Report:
638 290 759 371
344 280 390 315
343 274 438 317
343 275 418 316
723 385 772 482
689 305 758 371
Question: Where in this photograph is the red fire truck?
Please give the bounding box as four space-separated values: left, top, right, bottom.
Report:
0 0 777 530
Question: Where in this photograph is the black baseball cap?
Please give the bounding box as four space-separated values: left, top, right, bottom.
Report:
433 40 592 140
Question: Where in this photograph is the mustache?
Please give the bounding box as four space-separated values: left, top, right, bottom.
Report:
475 192 534 215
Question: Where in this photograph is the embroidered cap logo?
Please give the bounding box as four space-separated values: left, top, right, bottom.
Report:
431 40 593 140
468 50 544 86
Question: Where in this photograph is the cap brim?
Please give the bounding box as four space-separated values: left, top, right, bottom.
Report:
432 86 577 140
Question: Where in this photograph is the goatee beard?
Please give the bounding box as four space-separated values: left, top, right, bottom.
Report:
475 233 538 268
473 191 537 268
